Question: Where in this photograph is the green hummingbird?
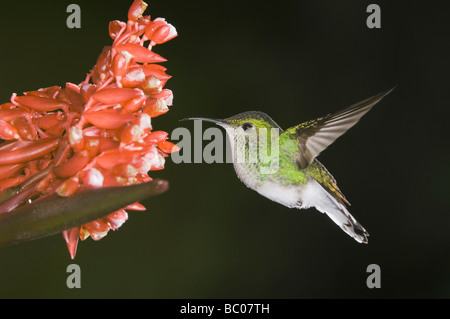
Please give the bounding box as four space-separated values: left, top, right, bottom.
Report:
184 89 393 244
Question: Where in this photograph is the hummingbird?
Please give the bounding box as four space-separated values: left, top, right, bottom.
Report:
183 89 393 244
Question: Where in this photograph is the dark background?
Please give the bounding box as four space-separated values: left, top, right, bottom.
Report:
0 0 448 298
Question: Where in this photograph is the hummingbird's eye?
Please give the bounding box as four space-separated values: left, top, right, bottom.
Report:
242 122 254 131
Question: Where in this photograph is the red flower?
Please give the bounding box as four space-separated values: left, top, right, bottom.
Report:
0 0 178 259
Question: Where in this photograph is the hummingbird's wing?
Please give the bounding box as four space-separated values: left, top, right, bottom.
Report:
306 159 350 206
286 89 393 169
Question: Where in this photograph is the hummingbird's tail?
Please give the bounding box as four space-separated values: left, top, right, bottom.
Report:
320 201 369 244
302 180 369 243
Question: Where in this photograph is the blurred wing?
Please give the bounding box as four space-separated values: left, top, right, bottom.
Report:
291 89 394 169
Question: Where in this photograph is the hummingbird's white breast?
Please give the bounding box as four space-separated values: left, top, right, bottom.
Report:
254 179 303 208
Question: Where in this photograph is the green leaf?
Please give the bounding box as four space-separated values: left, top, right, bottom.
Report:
0 179 168 248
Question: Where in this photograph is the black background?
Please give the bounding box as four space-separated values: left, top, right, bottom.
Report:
0 0 448 298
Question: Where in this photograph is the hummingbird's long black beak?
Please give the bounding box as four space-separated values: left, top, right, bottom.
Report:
180 117 228 125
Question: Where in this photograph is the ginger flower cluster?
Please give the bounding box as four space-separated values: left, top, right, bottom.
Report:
0 0 178 258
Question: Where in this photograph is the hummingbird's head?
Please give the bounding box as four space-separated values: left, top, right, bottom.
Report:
182 111 282 172
182 111 283 136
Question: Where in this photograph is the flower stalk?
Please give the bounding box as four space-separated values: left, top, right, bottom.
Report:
0 0 178 258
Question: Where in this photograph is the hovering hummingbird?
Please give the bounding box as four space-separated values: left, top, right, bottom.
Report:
183 89 393 244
